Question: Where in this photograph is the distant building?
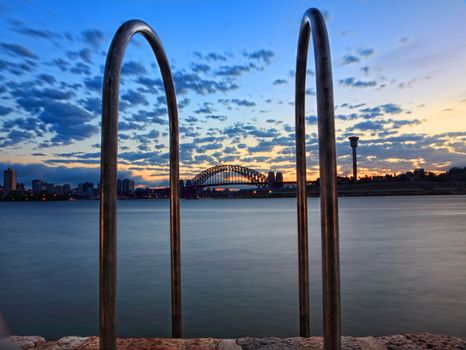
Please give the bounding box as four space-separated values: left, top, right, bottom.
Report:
46 183 54 193
76 182 95 197
117 179 122 195
32 179 42 193
348 136 359 184
63 184 71 194
3 167 16 194
413 168 425 180
268 171 275 190
54 185 63 195
275 172 284 189
122 178 135 195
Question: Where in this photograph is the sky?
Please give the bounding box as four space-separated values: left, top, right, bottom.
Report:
0 0 465 187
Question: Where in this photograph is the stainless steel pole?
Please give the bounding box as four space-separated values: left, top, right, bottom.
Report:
295 8 341 349
100 20 181 350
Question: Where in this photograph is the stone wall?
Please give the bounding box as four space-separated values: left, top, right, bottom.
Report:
1 333 465 350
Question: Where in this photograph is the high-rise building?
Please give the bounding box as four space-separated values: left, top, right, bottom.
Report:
3 167 16 194
268 171 275 190
275 172 284 189
54 185 63 195
32 179 42 193
46 183 54 193
413 168 425 180
122 178 135 195
63 184 71 194
348 136 359 184
117 179 122 195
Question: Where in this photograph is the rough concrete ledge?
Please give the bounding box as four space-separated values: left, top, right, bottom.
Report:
1 333 465 350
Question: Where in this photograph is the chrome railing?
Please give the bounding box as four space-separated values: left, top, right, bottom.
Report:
100 20 181 350
295 8 341 350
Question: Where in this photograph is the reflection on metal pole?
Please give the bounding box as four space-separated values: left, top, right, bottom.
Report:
100 20 181 350
295 8 341 349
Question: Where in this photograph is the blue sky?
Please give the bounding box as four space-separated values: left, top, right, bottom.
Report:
0 0 465 187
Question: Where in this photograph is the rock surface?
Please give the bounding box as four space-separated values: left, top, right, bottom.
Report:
2 333 465 350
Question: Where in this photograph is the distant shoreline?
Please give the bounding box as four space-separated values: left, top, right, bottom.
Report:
2 179 465 201
1 191 465 202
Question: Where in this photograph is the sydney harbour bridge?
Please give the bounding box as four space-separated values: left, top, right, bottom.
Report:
185 164 290 189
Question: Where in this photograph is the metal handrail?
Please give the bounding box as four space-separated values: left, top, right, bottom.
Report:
100 20 181 350
295 8 341 349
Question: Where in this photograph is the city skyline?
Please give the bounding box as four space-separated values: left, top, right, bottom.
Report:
0 0 465 187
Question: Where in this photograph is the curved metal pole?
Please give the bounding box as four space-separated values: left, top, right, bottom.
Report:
100 20 181 350
295 8 341 349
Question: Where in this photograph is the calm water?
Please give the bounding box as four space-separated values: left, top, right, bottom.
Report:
0 196 465 339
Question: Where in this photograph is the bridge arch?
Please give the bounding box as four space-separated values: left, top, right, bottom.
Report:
189 164 268 188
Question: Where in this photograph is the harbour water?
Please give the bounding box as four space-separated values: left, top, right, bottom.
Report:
0 196 465 339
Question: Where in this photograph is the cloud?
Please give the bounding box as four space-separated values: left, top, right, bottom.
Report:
340 103 366 109
67 48 93 64
216 64 253 77
0 42 38 60
173 70 238 95
121 90 148 106
273 79 287 86
337 113 359 121
135 77 161 93
243 49 274 65
81 29 105 49
122 61 147 76
0 129 34 147
346 118 420 133
194 52 228 62
222 122 282 140
11 24 59 40
132 129 160 145
249 128 279 138
0 58 36 76
341 54 360 65
306 88 316 96
359 103 403 118
248 139 276 153
37 74 56 85
84 76 103 92
339 77 377 88
361 66 369 75
48 58 69 72
81 97 101 114
2 117 46 134
38 101 98 144
119 151 169 166
218 98 255 107
184 116 199 124
191 63 210 73
128 109 168 125
196 142 223 153
380 103 403 114
359 48 375 57
194 102 214 114
306 115 317 124
136 69 239 95
119 121 144 131
0 105 12 116
70 62 92 75
5 81 98 146
206 114 227 122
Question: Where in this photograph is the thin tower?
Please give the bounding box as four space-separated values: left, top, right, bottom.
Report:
349 136 359 183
